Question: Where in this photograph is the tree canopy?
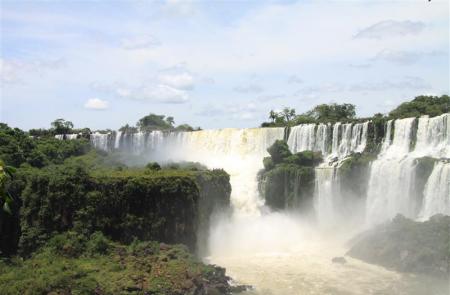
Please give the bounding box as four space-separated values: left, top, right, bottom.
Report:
388 95 450 119
51 119 74 134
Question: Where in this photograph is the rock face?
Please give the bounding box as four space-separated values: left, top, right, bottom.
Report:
347 214 450 277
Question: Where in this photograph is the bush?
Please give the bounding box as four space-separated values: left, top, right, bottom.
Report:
267 140 292 164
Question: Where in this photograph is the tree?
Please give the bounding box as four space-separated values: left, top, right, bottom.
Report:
389 95 450 119
51 119 74 134
136 114 173 132
0 160 15 214
306 103 356 123
166 116 175 127
269 110 277 122
281 107 296 124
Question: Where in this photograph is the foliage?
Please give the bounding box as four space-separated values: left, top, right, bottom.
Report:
0 233 235 295
0 123 91 168
259 141 322 210
146 162 161 171
389 95 450 119
119 123 138 133
0 160 16 214
51 118 74 134
304 103 356 123
136 114 174 132
8 162 229 256
267 140 292 164
261 95 449 128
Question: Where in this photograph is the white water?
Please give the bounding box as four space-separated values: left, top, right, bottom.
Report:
366 114 450 226
89 115 450 294
420 161 450 219
287 122 370 228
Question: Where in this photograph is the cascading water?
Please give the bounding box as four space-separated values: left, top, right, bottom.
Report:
365 118 417 226
88 115 449 294
419 161 450 219
287 121 370 227
366 114 450 226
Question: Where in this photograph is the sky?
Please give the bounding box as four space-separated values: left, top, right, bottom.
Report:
1 0 449 131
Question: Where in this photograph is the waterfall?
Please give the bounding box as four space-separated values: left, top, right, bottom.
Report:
365 118 417 226
89 114 449 226
287 121 370 226
91 128 284 214
366 114 450 226
314 167 342 227
419 161 450 220
162 128 285 215
91 132 111 151
414 114 450 158
287 121 369 160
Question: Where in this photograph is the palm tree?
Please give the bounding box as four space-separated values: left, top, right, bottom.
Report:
269 110 277 122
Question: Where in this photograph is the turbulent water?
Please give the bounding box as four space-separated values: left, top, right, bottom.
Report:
88 114 450 295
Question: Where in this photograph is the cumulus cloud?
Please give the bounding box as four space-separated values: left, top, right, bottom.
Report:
233 83 264 94
84 98 109 110
120 35 161 50
354 20 425 40
350 76 431 92
157 66 195 90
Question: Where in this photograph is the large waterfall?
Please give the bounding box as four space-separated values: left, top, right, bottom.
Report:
90 115 450 225
366 114 450 226
287 122 370 227
89 114 450 294
92 128 285 214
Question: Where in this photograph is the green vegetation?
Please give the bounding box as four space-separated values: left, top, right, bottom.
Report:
0 231 236 295
389 95 450 119
348 214 450 278
259 140 322 210
51 118 74 134
10 161 229 256
0 121 234 293
261 95 449 128
0 123 91 168
133 113 199 132
0 160 16 214
263 103 357 127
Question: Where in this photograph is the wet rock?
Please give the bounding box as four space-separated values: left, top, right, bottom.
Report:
332 256 347 264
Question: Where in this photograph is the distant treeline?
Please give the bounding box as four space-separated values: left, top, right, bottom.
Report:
261 95 450 127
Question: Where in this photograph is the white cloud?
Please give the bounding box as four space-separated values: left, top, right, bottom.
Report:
157 66 195 90
354 20 425 40
84 98 109 110
121 35 161 50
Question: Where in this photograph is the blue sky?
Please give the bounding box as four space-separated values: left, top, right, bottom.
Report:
1 0 449 130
